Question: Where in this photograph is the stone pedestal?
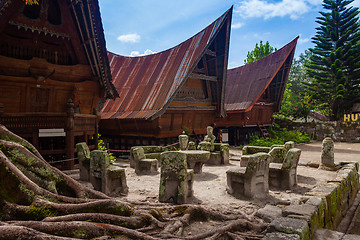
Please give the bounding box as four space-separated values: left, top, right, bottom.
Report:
76 142 90 181
320 137 335 169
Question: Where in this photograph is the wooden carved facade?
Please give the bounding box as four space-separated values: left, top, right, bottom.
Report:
215 37 298 145
100 8 232 149
0 0 118 169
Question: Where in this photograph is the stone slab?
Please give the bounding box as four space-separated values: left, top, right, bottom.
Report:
255 204 282 222
263 232 300 240
268 217 309 239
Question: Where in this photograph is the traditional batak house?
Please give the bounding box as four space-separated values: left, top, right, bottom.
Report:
215 37 298 145
0 0 118 169
100 8 232 149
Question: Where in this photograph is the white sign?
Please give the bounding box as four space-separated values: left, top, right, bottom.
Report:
39 129 66 137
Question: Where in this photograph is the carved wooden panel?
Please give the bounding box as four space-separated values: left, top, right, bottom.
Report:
0 85 22 113
29 87 49 112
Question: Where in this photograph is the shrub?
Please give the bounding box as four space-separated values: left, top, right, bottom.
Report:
249 124 310 147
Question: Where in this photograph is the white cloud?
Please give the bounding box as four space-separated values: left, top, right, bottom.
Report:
130 49 157 57
351 0 360 8
231 22 244 29
298 37 310 44
117 33 141 43
235 0 321 20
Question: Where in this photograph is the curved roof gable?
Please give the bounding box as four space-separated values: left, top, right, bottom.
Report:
101 8 232 120
225 37 298 112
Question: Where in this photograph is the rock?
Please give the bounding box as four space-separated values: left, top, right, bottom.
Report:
255 204 282 222
320 137 335 169
263 232 300 240
267 217 309 240
313 228 343 240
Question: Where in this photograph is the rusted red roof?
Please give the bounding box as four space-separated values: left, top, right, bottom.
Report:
225 37 298 112
101 8 232 120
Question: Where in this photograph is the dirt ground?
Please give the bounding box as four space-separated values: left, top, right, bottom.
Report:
68 141 359 216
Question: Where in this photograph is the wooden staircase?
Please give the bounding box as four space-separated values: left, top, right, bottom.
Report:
257 123 270 139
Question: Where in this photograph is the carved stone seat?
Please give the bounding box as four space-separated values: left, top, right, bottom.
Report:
129 146 164 168
227 152 271 199
269 148 301 189
206 143 230 165
89 150 128 196
132 147 158 174
268 146 287 163
159 151 194 204
104 165 128 196
242 146 271 155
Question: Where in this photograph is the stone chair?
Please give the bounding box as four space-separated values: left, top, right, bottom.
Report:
268 147 287 164
132 147 158 174
206 143 230 165
242 146 271 155
90 150 128 196
159 151 194 204
270 141 295 152
104 165 129 196
269 148 301 189
241 146 285 166
226 152 271 199
129 146 164 168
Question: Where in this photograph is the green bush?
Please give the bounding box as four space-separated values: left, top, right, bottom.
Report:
98 134 116 164
249 124 310 147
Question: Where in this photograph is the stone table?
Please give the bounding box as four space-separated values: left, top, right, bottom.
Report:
180 150 210 173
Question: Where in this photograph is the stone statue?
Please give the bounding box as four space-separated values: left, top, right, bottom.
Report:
178 131 189 151
204 126 216 151
198 126 216 151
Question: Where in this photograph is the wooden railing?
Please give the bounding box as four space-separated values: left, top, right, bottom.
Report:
0 113 98 132
0 113 67 130
74 114 97 131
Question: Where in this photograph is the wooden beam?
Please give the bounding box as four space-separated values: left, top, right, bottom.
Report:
205 49 216 57
189 73 217 82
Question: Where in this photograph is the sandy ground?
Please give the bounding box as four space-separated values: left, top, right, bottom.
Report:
68 141 359 215
296 141 360 165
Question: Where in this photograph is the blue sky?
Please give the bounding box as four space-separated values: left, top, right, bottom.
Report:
99 0 360 69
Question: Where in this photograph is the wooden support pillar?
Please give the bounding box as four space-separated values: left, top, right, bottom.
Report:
32 130 39 150
66 99 75 170
0 103 3 116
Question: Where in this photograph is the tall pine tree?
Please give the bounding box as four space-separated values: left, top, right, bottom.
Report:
307 0 360 120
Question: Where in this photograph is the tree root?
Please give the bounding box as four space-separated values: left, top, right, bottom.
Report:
183 218 266 240
0 124 269 239
43 213 142 229
0 139 108 200
0 225 76 240
8 221 158 240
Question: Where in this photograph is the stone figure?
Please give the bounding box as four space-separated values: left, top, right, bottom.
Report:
203 126 216 151
178 131 189 151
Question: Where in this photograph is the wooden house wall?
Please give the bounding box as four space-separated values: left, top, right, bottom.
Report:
0 56 100 115
216 104 275 127
0 0 106 169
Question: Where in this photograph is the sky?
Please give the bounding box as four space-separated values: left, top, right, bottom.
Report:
99 0 360 69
